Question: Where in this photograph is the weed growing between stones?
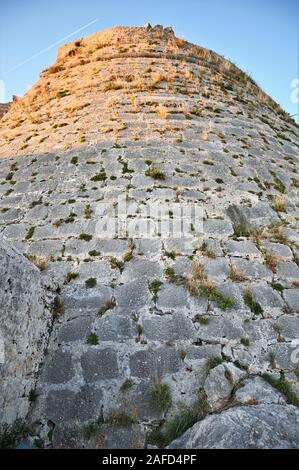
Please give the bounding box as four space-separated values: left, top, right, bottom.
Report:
87 332 99 345
149 279 163 302
150 380 172 413
264 251 279 273
79 233 93 242
267 221 289 245
229 264 245 282
120 378 134 392
205 356 223 373
123 240 134 262
26 254 48 271
135 323 143 337
233 223 252 238
197 285 233 311
269 171 286 194
88 250 101 257
29 197 43 209
90 170 107 182
109 410 137 427
243 288 263 315
82 418 102 439
165 266 181 283
64 271 79 283
145 166 165 180
70 156 78 165
109 257 124 271
85 277 97 288
84 204 93 219
272 195 286 213
270 281 284 292
25 226 35 240
147 392 208 448
165 251 176 260
97 298 116 316
193 314 209 325
262 373 299 407
82 410 137 440
241 337 250 347
201 242 216 259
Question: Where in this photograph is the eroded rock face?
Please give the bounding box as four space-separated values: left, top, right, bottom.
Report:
0 237 56 424
168 404 299 449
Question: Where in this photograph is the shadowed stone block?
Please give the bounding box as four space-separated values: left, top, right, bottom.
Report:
28 239 62 257
63 285 112 309
57 316 94 343
203 220 234 239
46 386 103 424
115 279 151 311
81 348 119 382
42 349 75 384
224 240 261 257
142 312 197 341
156 284 189 311
129 347 181 378
95 314 135 341
195 317 245 341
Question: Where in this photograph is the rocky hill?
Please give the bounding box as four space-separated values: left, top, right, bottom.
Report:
0 24 298 449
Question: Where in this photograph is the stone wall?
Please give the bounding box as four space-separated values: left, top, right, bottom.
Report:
0 237 56 424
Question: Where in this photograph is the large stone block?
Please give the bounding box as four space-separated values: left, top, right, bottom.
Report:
168 404 299 448
81 347 119 382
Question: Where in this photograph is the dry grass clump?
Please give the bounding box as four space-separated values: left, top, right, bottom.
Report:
104 77 123 92
151 72 166 87
272 195 287 213
26 255 49 271
156 105 168 119
264 251 280 273
201 243 216 259
185 257 213 295
64 101 90 115
266 222 288 245
229 264 245 282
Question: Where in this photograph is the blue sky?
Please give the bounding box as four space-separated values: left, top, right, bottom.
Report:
1 0 298 118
